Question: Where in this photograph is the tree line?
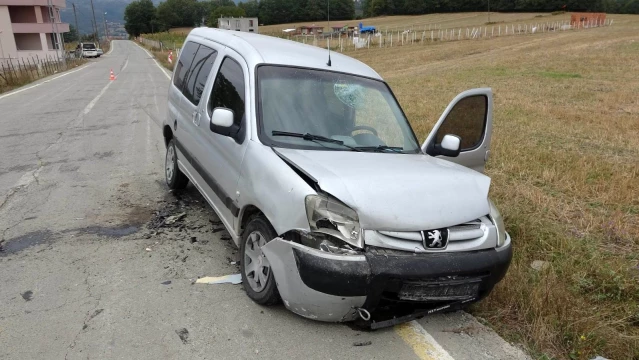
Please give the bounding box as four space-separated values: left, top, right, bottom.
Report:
124 0 354 36
362 0 639 16
124 0 638 36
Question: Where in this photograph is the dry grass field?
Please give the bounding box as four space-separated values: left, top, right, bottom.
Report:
144 12 639 359
343 14 638 360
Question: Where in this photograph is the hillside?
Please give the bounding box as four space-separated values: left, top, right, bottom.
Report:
60 0 162 35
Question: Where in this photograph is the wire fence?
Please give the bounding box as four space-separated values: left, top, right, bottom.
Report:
0 54 86 92
138 37 182 54
278 18 613 51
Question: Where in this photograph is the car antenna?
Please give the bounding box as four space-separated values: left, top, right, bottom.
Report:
326 0 331 66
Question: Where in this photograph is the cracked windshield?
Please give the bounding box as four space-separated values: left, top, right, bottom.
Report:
258 66 419 152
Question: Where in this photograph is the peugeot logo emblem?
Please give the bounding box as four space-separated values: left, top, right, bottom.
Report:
423 228 449 250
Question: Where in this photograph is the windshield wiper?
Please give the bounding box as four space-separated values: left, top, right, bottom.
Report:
355 145 405 153
271 131 362 152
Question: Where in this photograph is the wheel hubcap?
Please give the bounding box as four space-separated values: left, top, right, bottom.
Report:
244 231 271 292
165 145 175 181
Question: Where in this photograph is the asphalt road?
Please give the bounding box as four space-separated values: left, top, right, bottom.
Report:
0 40 529 360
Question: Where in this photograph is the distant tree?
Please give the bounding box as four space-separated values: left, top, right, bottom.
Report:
80 32 98 42
622 0 639 12
157 0 200 29
238 1 260 17
124 0 156 36
207 6 247 27
64 24 79 43
329 0 356 20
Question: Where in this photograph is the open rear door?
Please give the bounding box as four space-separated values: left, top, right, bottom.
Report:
422 88 493 173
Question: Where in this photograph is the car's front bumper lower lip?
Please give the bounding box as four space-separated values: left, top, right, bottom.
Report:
262 234 512 323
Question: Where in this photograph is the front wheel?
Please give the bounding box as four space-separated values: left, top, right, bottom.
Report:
165 138 189 189
240 215 281 305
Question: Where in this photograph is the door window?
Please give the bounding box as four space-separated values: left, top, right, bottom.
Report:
173 41 199 91
183 45 218 105
434 95 487 150
208 57 246 129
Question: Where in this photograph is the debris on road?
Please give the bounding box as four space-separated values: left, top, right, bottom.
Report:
161 280 172 285
21 290 33 301
530 260 550 271
175 328 189 344
353 340 372 347
145 247 152 252
164 213 186 226
195 274 242 285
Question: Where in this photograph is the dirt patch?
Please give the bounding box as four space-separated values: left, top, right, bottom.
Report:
75 225 140 238
93 151 114 159
7 164 36 173
59 164 80 173
0 230 55 256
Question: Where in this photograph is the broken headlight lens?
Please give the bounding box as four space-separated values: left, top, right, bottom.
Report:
305 194 362 248
489 199 506 247
297 232 361 255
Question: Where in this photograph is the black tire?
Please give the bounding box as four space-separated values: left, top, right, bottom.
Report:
240 215 281 305
165 138 189 190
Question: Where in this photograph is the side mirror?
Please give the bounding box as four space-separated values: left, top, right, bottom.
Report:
210 107 234 128
210 107 244 144
433 134 461 157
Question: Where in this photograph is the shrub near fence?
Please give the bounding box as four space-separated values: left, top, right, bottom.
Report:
0 54 86 93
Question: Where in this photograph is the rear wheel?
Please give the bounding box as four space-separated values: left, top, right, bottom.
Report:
240 215 280 305
165 138 189 189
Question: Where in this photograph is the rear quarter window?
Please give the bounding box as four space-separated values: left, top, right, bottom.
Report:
172 41 199 91
183 45 218 105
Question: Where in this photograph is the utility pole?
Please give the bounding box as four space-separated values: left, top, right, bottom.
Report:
103 12 109 41
90 0 99 43
47 0 62 63
72 3 79 40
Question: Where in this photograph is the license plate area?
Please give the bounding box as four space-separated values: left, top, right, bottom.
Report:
398 278 481 302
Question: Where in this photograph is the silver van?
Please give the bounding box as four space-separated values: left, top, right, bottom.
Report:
163 28 511 327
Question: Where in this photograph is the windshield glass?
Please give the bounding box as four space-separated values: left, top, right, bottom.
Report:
257 66 420 153
83 44 96 50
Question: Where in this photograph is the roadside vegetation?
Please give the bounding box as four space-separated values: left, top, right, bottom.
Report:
139 12 639 360
0 56 86 95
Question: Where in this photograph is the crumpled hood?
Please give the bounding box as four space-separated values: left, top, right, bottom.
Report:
274 148 491 231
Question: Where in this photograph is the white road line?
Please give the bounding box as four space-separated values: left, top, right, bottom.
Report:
0 63 93 101
121 58 129 73
133 41 172 80
106 40 115 55
80 80 113 119
395 321 455 360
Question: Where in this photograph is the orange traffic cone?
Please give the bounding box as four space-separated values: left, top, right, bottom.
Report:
109 69 115 81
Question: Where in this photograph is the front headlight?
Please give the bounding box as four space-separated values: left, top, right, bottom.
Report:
305 194 363 248
489 199 506 247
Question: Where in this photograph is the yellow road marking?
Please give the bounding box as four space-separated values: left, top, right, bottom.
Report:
395 321 455 360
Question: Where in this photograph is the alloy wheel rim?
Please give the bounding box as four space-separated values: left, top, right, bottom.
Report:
166 145 175 181
244 231 271 292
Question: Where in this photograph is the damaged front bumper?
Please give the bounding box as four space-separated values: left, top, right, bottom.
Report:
262 234 512 325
